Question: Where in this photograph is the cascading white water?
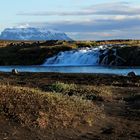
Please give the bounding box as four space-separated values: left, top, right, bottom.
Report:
42 47 104 66
42 45 126 66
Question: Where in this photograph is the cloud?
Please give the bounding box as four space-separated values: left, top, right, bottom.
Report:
18 15 140 40
16 1 140 40
67 29 140 40
17 2 140 16
41 18 140 32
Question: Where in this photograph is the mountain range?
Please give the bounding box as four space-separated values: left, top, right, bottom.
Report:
0 27 72 41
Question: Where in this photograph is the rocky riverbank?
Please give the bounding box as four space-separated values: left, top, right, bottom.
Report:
100 45 140 66
0 40 140 66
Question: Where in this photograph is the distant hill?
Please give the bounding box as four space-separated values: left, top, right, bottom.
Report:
0 27 72 41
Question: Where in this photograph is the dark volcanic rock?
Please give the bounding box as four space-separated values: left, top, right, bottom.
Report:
100 46 140 66
99 48 125 66
127 71 136 77
117 46 140 66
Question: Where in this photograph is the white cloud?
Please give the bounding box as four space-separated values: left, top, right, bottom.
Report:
15 1 140 40
17 2 140 16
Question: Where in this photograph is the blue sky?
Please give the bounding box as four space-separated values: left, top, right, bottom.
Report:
1 0 140 40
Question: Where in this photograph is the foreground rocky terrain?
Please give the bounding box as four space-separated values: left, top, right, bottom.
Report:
0 72 139 140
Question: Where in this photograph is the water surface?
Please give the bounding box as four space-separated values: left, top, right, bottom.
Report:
0 65 140 76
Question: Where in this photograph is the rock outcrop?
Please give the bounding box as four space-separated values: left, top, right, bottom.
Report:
99 45 140 66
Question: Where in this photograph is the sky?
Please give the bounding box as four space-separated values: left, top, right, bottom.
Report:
0 0 140 40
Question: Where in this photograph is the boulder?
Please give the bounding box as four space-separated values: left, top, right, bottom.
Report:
12 69 19 75
127 71 136 77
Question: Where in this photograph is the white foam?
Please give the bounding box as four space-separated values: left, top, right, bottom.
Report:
42 47 102 66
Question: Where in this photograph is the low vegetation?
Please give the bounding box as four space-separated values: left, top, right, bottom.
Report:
0 72 139 139
47 82 113 101
0 84 100 129
0 41 72 65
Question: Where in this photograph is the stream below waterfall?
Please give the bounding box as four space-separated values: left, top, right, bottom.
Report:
0 65 140 76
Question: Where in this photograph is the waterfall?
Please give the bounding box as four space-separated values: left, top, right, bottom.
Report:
42 47 102 66
42 45 125 66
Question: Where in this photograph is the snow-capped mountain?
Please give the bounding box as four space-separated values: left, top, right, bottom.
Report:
0 27 72 41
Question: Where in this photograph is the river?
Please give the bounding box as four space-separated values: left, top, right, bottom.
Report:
0 65 140 76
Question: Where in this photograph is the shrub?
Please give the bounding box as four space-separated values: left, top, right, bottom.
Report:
48 82 77 93
46 82 113 101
